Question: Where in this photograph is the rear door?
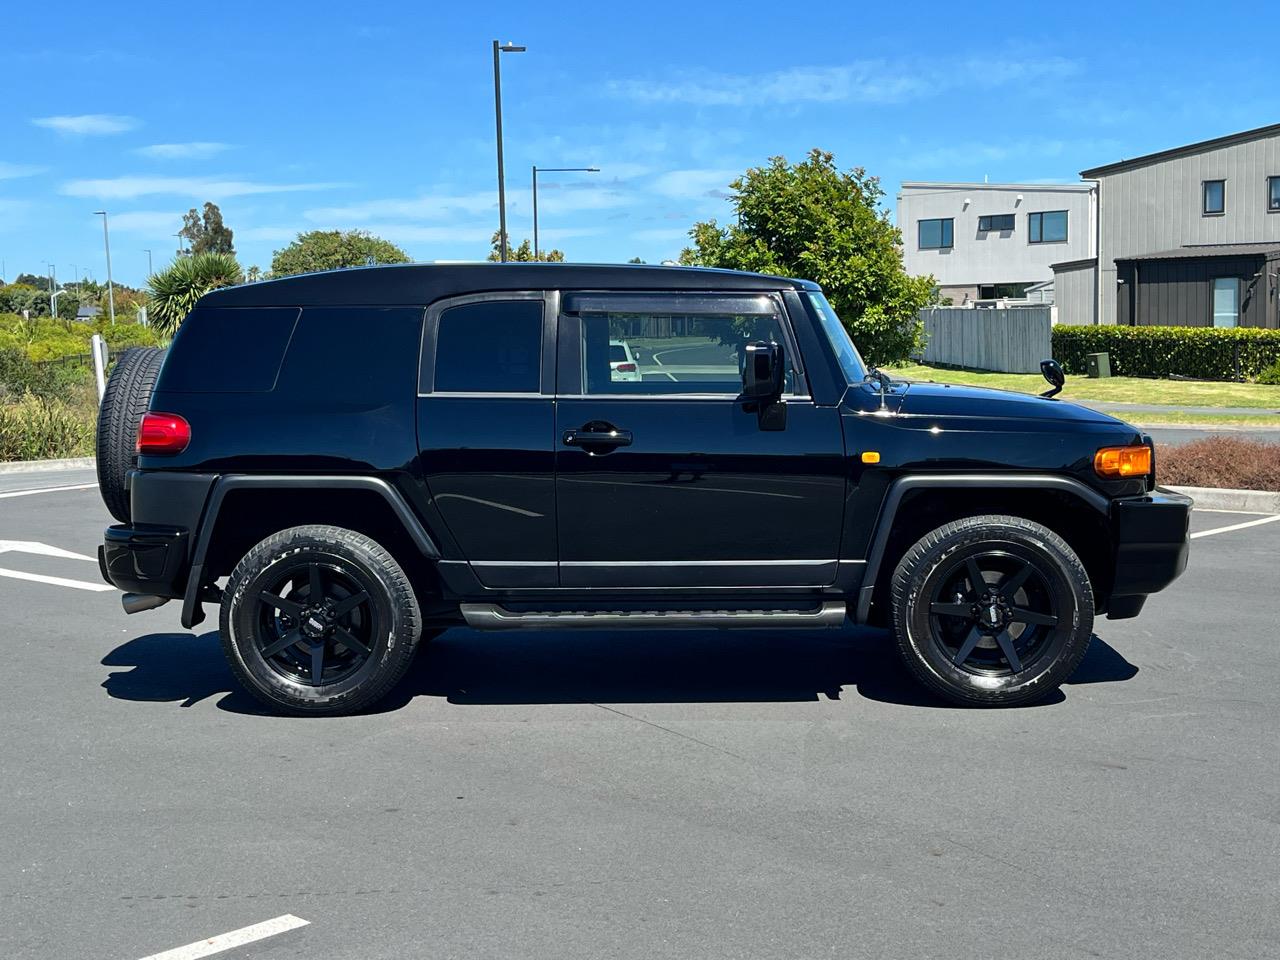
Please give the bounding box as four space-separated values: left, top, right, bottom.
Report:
553 291 847 588
416 292 558 588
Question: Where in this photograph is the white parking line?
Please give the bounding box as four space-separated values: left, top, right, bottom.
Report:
0 567 114 592
1191 515 1280 539
136 914 309 960
0 482 98 499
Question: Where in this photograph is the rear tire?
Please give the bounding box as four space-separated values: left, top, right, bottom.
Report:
890 514 1094 707
220 525 422 716
95 346 167 523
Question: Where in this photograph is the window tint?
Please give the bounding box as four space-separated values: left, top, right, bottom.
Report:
918 218 953 249
580 309 795 395
434 300 542 393
978 214 1015 232
158 306 299 393
1028 210 1068 243
608 343 628 362
1203 179 1225 215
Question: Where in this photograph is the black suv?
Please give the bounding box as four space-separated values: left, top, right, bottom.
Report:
96 263 1190 715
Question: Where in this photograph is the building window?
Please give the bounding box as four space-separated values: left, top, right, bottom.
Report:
978 214 1015 232
918 218 953 249
1211 278 1239 328
978 283 1031 300
1268 176 1280 212
1028 210 1068 243
1203 180 1225 215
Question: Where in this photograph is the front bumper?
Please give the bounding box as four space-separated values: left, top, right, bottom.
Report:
1106 488 1192 619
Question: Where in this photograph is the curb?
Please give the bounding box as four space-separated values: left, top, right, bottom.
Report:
0 457 96 475
1164 484 1280 514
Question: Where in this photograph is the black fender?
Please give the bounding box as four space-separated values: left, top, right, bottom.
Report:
854 473 1109 624
180 474 440 629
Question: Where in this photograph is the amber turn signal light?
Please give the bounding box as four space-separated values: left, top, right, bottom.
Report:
1094 445 1151 478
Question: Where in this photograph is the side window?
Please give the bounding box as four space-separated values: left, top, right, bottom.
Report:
433 300 542 393
578 304 796 396
157 306 300 393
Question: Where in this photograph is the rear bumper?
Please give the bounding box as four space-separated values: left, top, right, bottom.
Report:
100 524 190 597
99 470 216 599
1106 488 1192 618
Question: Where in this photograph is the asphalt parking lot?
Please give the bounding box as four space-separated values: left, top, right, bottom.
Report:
3 471 1279 960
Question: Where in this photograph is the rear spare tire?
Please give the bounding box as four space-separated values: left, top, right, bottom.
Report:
95 346 167 523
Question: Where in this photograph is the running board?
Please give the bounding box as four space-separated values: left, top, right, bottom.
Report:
459 601 847 631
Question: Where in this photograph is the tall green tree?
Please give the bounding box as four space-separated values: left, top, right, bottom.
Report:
679 149 936 366
271 230 410 276
147 252 243 334
486 231 565 263
179 202 236 256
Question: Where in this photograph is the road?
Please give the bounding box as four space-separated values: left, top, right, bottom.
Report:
2 471 1278 960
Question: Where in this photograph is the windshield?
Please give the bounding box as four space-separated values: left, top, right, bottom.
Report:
807 292 866 383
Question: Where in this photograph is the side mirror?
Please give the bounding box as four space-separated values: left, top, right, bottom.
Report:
1040 358 1065 398
741 341 784 400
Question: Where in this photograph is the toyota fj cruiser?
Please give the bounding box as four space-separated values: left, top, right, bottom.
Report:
97 263 1190 715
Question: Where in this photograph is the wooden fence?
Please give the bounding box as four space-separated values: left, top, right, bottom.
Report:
916 307 1052 374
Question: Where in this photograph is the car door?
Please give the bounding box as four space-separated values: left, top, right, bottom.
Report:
554 291 847 588
416 292 558 588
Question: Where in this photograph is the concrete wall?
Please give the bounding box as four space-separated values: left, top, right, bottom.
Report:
898 183 1095 290
1093 130 1280 324
1052 260 1099 326
917 307 1052 373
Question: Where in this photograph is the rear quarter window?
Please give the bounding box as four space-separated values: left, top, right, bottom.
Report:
157 306 300 393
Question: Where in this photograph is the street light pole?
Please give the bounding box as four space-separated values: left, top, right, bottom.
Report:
492 39 525 263
143 249 153 276
532 166 599 260
94 211 116 326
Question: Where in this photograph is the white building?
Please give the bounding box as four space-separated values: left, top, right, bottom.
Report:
897 182 1096 305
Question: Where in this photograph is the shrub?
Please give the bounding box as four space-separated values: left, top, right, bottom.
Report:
1052 326 1280 381
0 393 95 461
1257 360 1280 385
1157 437 1280 492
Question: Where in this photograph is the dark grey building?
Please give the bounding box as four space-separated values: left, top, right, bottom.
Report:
1114 243 1280 329
1053 123 1280 326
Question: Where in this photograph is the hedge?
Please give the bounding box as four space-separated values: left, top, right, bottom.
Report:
1052 325 1280 381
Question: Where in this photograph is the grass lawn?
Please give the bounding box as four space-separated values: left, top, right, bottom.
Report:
887 363 1280 410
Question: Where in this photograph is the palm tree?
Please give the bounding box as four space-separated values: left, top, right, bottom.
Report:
147 252 242 335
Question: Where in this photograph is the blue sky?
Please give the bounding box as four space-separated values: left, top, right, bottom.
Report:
3 0 1277 288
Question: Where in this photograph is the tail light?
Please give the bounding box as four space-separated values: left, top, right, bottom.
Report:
1094 444 1152 479
137 412 191 455
615 362 637 372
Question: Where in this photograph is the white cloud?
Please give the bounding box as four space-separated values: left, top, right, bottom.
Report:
305 183 629 228
105 210 185 234
0 162 46 180
32 114 141 136
609 56 1078 107
650 169 740 200
630 227 691 243
60 176 346 200
135 142 232 160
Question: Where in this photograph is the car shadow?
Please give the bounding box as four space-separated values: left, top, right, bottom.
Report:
101 627 1138 715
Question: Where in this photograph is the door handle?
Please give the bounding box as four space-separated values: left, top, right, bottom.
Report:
563 421 633 448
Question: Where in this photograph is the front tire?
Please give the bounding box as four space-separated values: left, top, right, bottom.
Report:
220 525 422 716
890 515 1094 707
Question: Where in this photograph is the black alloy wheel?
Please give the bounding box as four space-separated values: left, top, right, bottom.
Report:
890 515 1094 707
220 525 423 715
926 549 1062 676
255 560 379 687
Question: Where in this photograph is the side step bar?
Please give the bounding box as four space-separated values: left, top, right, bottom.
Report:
459 601 847 631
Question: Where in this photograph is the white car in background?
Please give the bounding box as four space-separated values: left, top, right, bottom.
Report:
609 339 642 381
